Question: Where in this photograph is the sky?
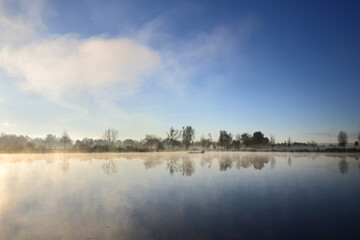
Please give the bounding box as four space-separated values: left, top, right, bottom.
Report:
0 0 359 143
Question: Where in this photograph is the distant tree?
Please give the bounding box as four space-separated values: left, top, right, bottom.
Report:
144 135 161 151
167 127 180 150
270 135 276 151
287 137 292 150
218 130 233 149
44 134 57 149
103 128 118 151
252 131 269 146
337 130 348 150
232 140 241 150
235 133 242 150
309 141 317 151
240 133 252 150
358 131 360 144
200 134 212 149
122 139 138 149
354 141 359 147
182 126 195 150
74 137 94 151
60 131 71 150
209 134 217 150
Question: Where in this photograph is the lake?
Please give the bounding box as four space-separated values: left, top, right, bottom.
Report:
0 152 359 239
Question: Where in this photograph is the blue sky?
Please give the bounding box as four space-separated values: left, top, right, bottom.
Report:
0 0 359 143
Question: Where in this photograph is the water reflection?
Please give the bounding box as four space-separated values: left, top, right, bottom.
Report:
270 155 276 169
166 155 181 175
142 153 273 175
338 158 349 175
60 159 70 173
287 154 292 167
219 155 233 171
200 154 212 169
180 157 195 176
102 160 118 175
0 152 359 239
1 152 359 176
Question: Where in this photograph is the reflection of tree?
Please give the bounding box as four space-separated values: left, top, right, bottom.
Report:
252 155 270 170
217 154 270 171
166 156 181 175
311 154 319 161
143 154 195 176
240 156 252 169
287 155 292 167
233 155 242 170
102 160 118 175
60 159 70 173
270 155 276 169
143 155 163 169
200 155 212 169
338 158 349 175
180 157 195 176
219 155 233 171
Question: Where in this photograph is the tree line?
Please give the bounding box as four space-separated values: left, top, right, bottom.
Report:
0 127 359 153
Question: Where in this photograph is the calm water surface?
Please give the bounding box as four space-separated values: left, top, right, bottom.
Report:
0 152 359 239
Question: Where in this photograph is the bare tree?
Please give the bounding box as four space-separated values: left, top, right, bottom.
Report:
209 134 217 150
337 130 348 150
103 128 118 151
60 131 71 150
287 137 292 150
144 135 161 151
309 141 317 151
167 127 180 150
200 134 212 149
270 135 276 151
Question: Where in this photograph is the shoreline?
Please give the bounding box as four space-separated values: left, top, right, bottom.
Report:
0 148 359 154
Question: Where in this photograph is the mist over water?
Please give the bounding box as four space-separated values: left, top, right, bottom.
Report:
0 152 359 239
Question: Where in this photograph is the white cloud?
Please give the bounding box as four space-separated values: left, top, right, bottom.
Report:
0 36 161 100
2 122 10 128
0 0 48 46
0 0 161 101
